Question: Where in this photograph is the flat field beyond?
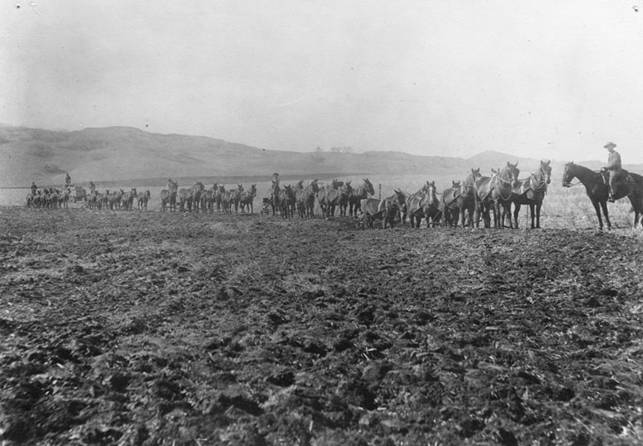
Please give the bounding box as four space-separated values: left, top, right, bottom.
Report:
0 207 642 445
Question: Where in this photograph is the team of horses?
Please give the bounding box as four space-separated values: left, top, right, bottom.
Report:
159 181 257 214
25 187 72 209
357 160 552 230
25 159 643 229
268 178 376 219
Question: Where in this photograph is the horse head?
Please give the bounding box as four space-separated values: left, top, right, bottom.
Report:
541 160 552 184
363 178 375 195
506 162 520 187
425 181 437 197
562 162 574 187
393 188 404 201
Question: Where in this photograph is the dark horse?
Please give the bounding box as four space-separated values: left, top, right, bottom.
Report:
562 162 611 230
167 179 178 212
452 169 481 227
491 162 520 228
270 174 280 216
441 181 461 227
511 160 552 229
349 178 375 217
378 189 406 229
607 168 643 228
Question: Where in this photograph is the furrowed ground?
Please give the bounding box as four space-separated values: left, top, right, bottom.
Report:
0 207 642 445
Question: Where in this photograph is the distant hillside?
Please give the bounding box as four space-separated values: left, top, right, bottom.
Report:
1 125 640 187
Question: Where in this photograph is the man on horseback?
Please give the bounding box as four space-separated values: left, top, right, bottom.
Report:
603 142 622 202
31 181 37 195
65 172 72 188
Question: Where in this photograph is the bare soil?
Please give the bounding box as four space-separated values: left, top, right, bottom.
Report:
0 207 642 445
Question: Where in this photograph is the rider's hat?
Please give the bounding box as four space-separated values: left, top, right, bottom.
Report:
603 142 617 149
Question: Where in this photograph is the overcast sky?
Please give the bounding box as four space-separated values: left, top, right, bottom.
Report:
2 1 643 162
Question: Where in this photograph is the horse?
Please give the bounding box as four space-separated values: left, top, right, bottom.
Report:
406 185 429 228
491 162 520 228
349 178 375 217
228 185 242 214
221 190 233 214
562 162 611 230
108 190 123 211
59 188 71 209
456 168 482 228
214 184 225 211
378 189 406 229
73 185 87 203
338 181 352 216
200 188 213 212
271 177 280 216
279 184 296 219
511 160 551 229
472 169 499 228
606 168 643 228
422 181 442 228
406 181 440 228
358 198 381 229
441 181 461 227
317 179 342 218
295 179 319 218
121 188 136 211
137 190 151 210
178 188 193 212
239 184 257 213
191 182 205 212
160 189 170 212
167 179 178 212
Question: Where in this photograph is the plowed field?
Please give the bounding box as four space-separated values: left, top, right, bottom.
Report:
1 208 642 445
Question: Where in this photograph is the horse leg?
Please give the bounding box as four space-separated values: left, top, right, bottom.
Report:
600 200 611 230
591 200 604 230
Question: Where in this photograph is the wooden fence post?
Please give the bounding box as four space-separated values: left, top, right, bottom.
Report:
378 184 381 200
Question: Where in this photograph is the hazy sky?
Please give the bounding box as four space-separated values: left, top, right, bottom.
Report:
2 1 643 162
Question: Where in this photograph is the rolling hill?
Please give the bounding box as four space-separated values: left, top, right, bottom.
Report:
0 125 640 187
